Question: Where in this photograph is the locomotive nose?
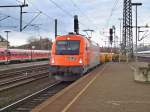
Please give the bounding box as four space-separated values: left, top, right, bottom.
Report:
50 55 83 66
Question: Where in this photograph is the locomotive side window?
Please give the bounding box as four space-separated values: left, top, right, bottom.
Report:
56 40 80 55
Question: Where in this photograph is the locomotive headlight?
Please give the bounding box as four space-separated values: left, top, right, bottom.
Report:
79 58 83 64
51 58 55 64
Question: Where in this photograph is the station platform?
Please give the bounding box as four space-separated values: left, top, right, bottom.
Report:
130 61 149 69
32 62 150 112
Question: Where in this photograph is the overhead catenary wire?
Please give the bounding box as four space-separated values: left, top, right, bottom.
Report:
0 16 10 21
0 1 51 35
15 0 26 5
106 0 121 28
0 12 20 23
28 0 72 34
70 0 98 30
0 1 42 31
22 12 42 30
26 0 69 33
48 0 73 17
0 11 44 31
48 0 90 29
15 0 23 4
26 0 90 32
18 0 54 31
1 0 52 31
26 0 54 20
2 0 91 33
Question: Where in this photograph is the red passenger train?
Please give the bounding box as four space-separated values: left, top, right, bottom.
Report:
0 48 49 64
49 33 100 81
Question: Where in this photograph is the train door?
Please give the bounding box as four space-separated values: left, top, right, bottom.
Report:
0 51 5 62
4 50 11 63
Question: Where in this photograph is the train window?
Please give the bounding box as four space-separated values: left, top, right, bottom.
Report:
4 51 11 56
56 40 80 55
0 52 4 56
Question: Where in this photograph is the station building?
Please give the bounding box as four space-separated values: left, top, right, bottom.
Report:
0 35 9 48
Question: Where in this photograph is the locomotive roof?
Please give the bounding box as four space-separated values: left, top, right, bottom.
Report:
56 33 99 46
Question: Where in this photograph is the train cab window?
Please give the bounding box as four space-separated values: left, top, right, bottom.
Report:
56 40 80 55
0 52 4 56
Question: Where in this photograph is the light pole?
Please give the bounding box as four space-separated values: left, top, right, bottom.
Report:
118 18 123 46
31 46 35 61
132 3 142 61
4 30 11 64
4 30 11 50
112 25 116 48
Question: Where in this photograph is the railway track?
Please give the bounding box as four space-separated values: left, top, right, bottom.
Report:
0 81 71 112
0 63 50 92
0 64 48 79
137 56 150 62
0 70 49 92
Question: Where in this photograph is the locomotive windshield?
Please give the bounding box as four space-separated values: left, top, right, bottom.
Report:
56 40 80 55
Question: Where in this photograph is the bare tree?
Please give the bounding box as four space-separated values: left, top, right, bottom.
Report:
10 36 53 50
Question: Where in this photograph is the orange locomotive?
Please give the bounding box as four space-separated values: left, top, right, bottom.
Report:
49 15 100 81
49 33 100 81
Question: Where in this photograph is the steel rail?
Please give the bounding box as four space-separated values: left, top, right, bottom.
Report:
0 81 64 112
0 72 49 92
0 65 48 79
0 70 48 86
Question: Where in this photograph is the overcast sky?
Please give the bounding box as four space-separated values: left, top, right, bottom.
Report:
0 0 150 47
